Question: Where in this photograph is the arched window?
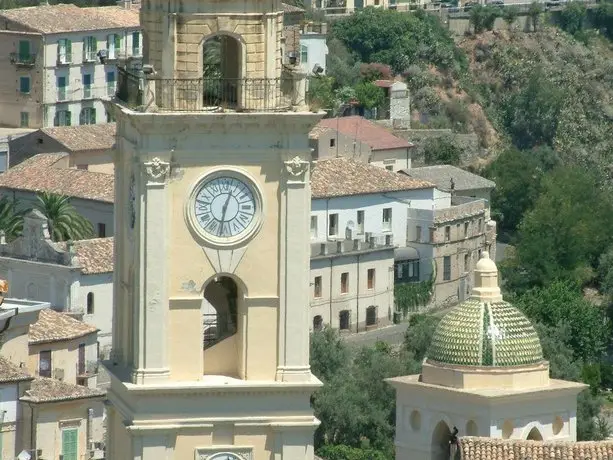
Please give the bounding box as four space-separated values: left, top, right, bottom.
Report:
300 44 308 64
87 292 94 314
202 34 241 109
313 315 323 331
526 426 543 441
366 306 377 326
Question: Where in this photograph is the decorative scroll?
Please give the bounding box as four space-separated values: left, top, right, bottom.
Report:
284 156 310 182
143 157 171 183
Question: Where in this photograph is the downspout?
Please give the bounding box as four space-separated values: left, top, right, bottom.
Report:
325 198 330 239
27 402 36 457
329 257 333 328
356 253 360 332
406 146 410 169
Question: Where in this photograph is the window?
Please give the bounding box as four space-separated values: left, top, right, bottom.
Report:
106 71 116 96
83 36 97 61
97 223 105 237
382 208 392 231
106 109 115 122
445 226 450 242
366 306 377 326
464 253 470 273
310 215 317 239
62 428 78 460
478 218 483 232
429 227 435 243
313 315 323 331
464 221 469 238
340 272 349 294
374 0 380 5
19 76 30 94
443 256 451 281
456 223 460 238
357 210 364 234
54 110 71 127
18 39 31 60
395 260 419 282
79 107 96 125
57 38 72 64
329 138 335 148
57 76 67 101
314 276 322 298
86 292 94 314
39 350 51 377
83 73 92 98
385 165 394 171
300 44 308 63
415 225 422 242
328 213 338 237
339 310 350 330
78 343 86 375
132 31 141 56
20 111 29 128
0 151 7 173
367 268 375 289
76 164 88 170
107 33 122 59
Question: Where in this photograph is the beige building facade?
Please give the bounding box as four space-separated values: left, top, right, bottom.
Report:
310 238 395 332
103 0 322 459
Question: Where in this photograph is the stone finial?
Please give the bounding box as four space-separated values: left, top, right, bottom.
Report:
471 251 503 302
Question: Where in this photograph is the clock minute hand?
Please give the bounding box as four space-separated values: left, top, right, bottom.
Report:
219 192 233 235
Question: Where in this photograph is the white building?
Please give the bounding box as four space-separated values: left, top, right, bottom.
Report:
0 153 114 238
299 23 329 75
0 3 140 128
0 210 114 357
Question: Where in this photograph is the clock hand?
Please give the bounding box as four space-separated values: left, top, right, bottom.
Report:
219 192 233 235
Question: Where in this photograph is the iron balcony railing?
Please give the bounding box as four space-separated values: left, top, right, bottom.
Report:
116 68 295 112
10 52 36 66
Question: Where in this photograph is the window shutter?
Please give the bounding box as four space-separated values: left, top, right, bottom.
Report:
66 39 72 60
54 112 59 127
115 34 121 51
57 39 63 60
91 108 96 124
92 36 97 51
66 111 71 126
107 34 112 51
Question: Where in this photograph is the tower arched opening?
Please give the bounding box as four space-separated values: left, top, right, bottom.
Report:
526 426 543 441
431 420 451 460
202 34 242 109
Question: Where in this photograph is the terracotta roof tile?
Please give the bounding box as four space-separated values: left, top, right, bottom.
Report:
311 157 434 199
40 123 116 153
57 238 114 275
0 153 114 203
29 309 98 345
0 4 140 34
401 165 495 192
20 377 105 403
314 116 413 151
460 437 613 460
282 2 305 13
0 356 33 384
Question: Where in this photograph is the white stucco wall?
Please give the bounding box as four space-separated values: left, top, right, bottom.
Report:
0 383 19 424
299 34 328 75
80 273 113 356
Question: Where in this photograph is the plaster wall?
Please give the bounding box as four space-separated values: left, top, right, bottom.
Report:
310 128 372 162
80 273 113 356
299 34 328 75
0 383 20 424
310 248 395 331
369 148 412 172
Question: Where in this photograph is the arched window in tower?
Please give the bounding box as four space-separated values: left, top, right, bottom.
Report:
526 426 543 441
202 35 242 109
431 420 451 460
202 276 239 348
87 292 94 314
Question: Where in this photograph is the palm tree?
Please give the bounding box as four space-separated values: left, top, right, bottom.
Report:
35 192 94 242
0 196 26 241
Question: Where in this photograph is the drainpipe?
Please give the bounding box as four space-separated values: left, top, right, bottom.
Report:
406 146 410 169
27 402 37 457
328 257 333 328
324 198 330 239
356 252 360 332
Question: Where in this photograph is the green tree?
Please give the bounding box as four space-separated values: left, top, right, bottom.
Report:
511 167 613 288
559 1 587 36
404 314 439 362
35 192 94 242
310 328 351 383
592 2 613 40
502 6 519 29
307 76 336 112
423 136 464 166
469 5 499 34
316 445 388 460
0 196 27 241
326 38 362 88
354 81 385 111
528 1 543 32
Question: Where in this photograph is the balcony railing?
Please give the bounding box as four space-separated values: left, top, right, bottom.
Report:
83 85 92 99
58 87 67 101
10 52 36 66
83 50 97 62
203 313 237 349
57 53 72 65
116 67 306 113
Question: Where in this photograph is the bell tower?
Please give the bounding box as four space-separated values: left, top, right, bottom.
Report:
103 0 321 458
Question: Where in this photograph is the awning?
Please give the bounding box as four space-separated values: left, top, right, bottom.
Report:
394 246 420 261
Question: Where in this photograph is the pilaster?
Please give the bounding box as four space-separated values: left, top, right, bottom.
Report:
131 157 171 384
276 156 312 382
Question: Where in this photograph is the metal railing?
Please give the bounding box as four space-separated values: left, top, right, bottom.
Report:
116 68 296 112
10 52 36 66
83 50 97 62
57 87 67 101
57 53 72 65
203 313 237 348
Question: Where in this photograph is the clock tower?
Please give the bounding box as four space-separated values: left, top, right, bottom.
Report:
103 0 322 458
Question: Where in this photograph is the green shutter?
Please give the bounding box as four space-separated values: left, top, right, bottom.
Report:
18 40 30 58
133 31 139 48
66 111 71 126
114 34 121 51
62 428 78 460
66 39 72 60
92 36 97 51
91 108 96 124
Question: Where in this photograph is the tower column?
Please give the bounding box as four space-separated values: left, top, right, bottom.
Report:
277 155 312 382
131 157 171 384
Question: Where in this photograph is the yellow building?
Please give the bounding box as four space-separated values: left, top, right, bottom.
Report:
102 0 322 458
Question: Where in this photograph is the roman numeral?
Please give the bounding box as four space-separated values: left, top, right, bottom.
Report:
238 212 250 223
241 204 252 211
232 221 243 232
207 220 218 233
199 213 211 222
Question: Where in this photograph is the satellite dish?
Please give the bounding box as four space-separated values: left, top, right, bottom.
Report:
18 451 31 460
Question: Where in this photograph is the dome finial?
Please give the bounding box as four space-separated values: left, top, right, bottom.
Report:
471 251 502 302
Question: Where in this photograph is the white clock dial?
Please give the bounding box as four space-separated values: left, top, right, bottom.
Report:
192 175 258 242
209 454 243 460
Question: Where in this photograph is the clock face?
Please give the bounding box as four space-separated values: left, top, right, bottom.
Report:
189 172 261 245
208 454 243 460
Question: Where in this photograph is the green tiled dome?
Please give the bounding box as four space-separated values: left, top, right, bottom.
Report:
426 298 544 367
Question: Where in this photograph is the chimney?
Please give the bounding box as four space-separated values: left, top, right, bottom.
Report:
385 234 393 246
369 236 376 249
336 241 344 254
320 243 328 255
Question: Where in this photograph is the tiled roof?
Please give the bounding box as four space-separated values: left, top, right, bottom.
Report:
314 116 413 151
20 377 105 403
58 237 114 275
0 153 114 203
311 157 434 199
29 309 98 345
0 4 140 34
427 299 543 367
282 2 305 13
401 165 495 192
308 124 334 140
40 123 116 153
0 356 33 384
460 437 613 460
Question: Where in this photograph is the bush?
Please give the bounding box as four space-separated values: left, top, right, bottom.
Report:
413 86 441 114
423 136 464 166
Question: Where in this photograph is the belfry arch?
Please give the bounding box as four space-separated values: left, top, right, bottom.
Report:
202 33 243 108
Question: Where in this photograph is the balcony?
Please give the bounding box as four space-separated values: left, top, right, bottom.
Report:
83 50 97 62
57 87 67 101
115 67 309 113
9 52 36 67
83 85 93 99
57 54 72 66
